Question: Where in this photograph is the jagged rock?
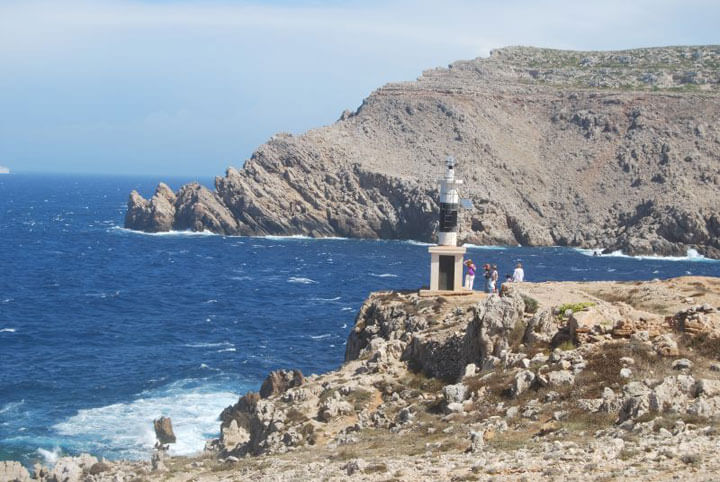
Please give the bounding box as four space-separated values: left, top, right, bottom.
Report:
620 368 633 378
523 309 559 345
47 454 98 482
0 461 31 482
153 416 176 444
650 375 696 413
319 397 353 422
221 419 251 452
619 382 653 421
468 430 485 453
260 370 305 399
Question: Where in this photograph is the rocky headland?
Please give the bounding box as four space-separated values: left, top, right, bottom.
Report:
125 45 720 258
7 275 720 481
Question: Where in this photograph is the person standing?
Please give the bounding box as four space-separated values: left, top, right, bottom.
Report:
483 264 492 293
512 263 525 282
490 264 499 294
464 259 476 290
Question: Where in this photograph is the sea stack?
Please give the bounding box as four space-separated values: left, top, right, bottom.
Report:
423 156 468 294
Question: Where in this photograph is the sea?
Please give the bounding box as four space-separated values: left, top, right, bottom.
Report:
0 173 718 466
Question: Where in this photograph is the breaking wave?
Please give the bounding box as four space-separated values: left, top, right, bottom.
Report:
576 248 717 262
52 381 239 460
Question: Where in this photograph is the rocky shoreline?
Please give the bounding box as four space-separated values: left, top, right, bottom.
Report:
125 45 720 259
5 276 720 481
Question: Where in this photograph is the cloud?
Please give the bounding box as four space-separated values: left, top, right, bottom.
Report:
0 0 718 174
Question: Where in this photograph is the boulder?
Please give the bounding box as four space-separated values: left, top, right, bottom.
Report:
343 458 368 476
649 375 695 413
260 370 305 399
512 370 536 397
672 358 693 370
547 370 575 386
653 334 679 357
443 383 468 404
468 430 485 453
319 397 353 422
568 308 607 339
153 416 176 444
619 382 653 422
695 379 720 397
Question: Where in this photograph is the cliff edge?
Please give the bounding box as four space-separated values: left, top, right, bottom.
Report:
125 45 720 257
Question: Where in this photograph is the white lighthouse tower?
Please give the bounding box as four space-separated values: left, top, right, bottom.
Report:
422 156 469 294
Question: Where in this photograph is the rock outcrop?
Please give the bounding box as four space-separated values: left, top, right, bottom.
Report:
126 45 720 258
11 276 720 480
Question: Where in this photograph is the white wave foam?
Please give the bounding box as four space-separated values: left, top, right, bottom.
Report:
287 277 318 284
0 400 24 414
463 244 508 250
203 299 218 304
0 328 16 333
575 247 717 262
109 226 217 237
183 342 234 349
217 347 236 353
341 307 353 311
402 240 432 246
370 273 398 278
53 386 238 459
261 235 348 241
310 334 331 340
310 296 341 301
38 447 62 465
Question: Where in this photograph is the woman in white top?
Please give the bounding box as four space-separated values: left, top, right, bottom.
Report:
512 263 524 282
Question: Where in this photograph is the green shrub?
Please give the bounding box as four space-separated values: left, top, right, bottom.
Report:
556 302 595 319
521 295 539 314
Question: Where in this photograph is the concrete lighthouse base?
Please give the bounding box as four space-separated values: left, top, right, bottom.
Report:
419 245 472 296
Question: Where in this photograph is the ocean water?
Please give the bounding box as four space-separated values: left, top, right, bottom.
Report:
0 173 718 466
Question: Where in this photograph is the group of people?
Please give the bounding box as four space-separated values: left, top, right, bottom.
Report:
463 260 524 293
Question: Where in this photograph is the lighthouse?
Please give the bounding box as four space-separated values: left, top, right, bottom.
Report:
422 156 470 294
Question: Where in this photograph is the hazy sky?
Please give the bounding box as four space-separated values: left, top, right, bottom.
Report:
1 0 718 176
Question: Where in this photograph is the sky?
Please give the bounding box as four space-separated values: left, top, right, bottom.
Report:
0 0 718 176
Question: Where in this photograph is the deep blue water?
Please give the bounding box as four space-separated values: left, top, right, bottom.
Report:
0 173 718 465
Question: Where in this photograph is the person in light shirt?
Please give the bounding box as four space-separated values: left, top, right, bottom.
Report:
512 263 525 282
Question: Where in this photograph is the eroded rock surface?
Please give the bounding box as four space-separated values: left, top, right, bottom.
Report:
126 45 720 258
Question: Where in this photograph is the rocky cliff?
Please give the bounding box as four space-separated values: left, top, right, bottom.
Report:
8 276 720 480
125 45 720 258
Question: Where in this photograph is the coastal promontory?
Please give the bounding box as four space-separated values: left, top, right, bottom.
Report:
125 45 720 258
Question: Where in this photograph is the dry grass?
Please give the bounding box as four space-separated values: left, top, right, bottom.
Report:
575 341 664 397
681 333 720 361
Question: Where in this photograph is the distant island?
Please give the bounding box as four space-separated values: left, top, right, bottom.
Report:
125 45 720 259
0 166 9 174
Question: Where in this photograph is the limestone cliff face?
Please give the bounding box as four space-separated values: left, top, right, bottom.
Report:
125 45 720 258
